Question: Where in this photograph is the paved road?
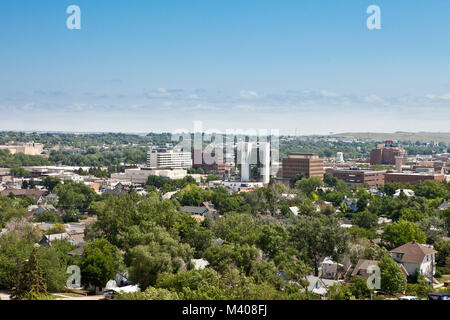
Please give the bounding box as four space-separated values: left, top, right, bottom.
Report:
54 294 105 300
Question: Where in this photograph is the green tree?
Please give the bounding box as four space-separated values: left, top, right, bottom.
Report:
352 210 378 229
79 239 122 290
177 184 212 206
127 235 193 289
378 255 407 295
349 276 373 299
295 177 323 196
115 286 180 300
433 239 450 267
10 167 31 178
256 225 289 259
34 211 60 223
212 213 261 245
41 176 61 192
12 247 47 300
38 242 75 292
289 215 350 276
54 181 97 213
0 232 35 290
413 180 447 199
382 220 427 248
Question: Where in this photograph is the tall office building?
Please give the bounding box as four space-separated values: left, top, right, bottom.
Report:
282 153 324 180
147 149 192 169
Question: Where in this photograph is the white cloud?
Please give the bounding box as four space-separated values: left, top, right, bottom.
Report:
185 104 220 111
319 90 340 97
363 94 384 104
425 93 450 101
240 90 259 99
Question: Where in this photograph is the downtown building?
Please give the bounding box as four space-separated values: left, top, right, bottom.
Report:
191 149 226 174
326 168 386 187
147 149 192 169
370 140 408 165
281 153 324 180
384 172 445 185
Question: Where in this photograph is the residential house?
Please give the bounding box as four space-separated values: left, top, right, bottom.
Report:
26 204 59 219
162 191 178 200
191 258 210 270
313 201 333 212
390 241 437 277
38 193 59 205
378 217 392 225
344 196 358 213
1 189 47 201
352 258 408 279
181 206 209 216
102 182 131 196
305 276 339 298
351 259 380 280
393 189 415 198
437 199 449 211
289 206 299 216
339 220 353 228
39 232 74 247
320 256 352 280
68 243 86 257
202 201 217 215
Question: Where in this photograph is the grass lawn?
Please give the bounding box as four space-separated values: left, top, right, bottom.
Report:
439 275 450 283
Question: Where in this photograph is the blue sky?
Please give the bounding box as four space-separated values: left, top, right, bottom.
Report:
0 0 449 134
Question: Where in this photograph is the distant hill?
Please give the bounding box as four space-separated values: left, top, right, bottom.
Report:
330 132 450 144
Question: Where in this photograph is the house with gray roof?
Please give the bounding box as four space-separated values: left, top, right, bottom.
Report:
390 241 437 277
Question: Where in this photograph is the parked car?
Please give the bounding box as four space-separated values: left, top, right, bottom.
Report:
104 290 115 300
427 293 450 300
398 296 421 300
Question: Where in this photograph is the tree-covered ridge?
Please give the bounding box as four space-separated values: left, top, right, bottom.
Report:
0 131 447 168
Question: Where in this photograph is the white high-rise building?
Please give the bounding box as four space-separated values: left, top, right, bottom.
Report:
237 141 271 184
147 149 192 169
238 142 253 182
336 152 344 163
259 142 271 184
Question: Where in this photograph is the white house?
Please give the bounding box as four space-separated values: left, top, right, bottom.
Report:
289 206 299 216
393 189 415 198
390 241 437 277
320 257 344 279
305 276 339 298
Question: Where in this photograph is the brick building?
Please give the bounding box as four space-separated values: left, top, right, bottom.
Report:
282 153 324 180
192 149 226 174
370 141 407 165
384 172 445 185
327 168 386 186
